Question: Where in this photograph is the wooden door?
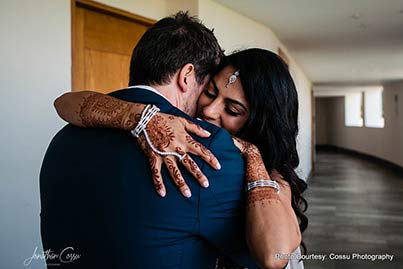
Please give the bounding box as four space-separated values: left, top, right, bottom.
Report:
72 0 155 93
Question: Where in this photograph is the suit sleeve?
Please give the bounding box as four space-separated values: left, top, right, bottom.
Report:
198 129 260 269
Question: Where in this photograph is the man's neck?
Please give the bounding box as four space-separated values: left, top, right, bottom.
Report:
151 84 178 107
130 79 190 115
149 82 188 113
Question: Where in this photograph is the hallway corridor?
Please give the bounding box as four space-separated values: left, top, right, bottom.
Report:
303 150 403 269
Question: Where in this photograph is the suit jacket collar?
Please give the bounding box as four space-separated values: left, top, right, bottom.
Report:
108 87 174 113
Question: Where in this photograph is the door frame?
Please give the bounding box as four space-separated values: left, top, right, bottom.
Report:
71 0 155 90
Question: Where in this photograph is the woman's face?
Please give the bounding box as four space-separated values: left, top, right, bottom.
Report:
197 66 250 134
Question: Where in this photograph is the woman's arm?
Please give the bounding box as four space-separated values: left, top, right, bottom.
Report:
54 91 221 197
54 91 144 129
233 138 301 269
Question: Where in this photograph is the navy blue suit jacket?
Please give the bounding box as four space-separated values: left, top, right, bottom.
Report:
40 88 259 268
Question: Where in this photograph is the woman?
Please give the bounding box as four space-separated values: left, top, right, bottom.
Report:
55 48 307 269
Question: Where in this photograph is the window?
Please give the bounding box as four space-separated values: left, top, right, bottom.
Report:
345 92 363 127
364 87 385 128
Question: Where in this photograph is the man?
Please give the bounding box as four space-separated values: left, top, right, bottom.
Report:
40 12 259 268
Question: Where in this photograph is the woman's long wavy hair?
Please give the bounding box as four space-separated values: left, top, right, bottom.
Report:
217 48 308 252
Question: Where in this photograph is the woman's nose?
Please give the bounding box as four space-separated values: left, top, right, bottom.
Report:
202 100 221 123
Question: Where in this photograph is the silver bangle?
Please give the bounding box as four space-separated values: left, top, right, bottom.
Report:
131 104 160 138
246 179 280 193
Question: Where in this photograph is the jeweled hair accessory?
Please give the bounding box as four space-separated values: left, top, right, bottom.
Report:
225 70 240 88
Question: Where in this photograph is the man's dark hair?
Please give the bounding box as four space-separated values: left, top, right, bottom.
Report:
129 11 223 86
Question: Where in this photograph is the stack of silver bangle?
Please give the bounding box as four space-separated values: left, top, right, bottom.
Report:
246 179 280 193
131 104 160 138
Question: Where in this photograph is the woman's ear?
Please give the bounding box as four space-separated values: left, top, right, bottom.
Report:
178 63 195 93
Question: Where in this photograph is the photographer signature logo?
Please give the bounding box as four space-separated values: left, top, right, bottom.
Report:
23 246 81 266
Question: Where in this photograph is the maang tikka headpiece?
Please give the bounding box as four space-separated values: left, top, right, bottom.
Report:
225 70 240 88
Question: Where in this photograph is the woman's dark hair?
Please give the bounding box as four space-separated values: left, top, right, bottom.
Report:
217 48 308 252
129 11 223 86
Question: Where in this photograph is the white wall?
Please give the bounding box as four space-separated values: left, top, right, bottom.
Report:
315 81 403 167
98 0 167 20
199 0 313 179
0 1 71 268
0 1 312 268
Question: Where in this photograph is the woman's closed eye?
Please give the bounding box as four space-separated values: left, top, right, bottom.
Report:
225 105 243 117
203 88 245 117
204 88 216 98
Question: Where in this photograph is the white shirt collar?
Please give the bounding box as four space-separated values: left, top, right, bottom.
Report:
126 85 170 103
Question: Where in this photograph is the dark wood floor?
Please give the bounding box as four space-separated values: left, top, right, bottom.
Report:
303 149 403 269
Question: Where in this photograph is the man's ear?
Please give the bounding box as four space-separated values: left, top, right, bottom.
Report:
178 63 195 93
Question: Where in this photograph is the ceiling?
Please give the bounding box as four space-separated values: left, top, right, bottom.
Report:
215 0 403 85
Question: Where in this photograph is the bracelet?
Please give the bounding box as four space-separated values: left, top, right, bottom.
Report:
246 179 280 193
131 104 160 138
131 105 186 161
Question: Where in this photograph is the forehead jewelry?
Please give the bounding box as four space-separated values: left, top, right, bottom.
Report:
225 70 240 88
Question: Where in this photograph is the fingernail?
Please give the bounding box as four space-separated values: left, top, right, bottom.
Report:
184 190 192 198
216 162 221 170
159 190 166 197
203 130 211 136
202 181 209 188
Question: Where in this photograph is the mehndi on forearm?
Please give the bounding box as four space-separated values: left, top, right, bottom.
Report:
243 146 280 205
55 91 146 130
244 147 299 268
78 92 145 130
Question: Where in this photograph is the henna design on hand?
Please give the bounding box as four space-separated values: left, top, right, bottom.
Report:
138 134 164 192
146 114 175 151
232 137 250 154
65 91 215 196
185 135 212 157
165 158 185 188
177 147 202 179
234 139 270 182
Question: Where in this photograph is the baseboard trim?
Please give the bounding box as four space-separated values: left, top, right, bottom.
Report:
316 144 403 176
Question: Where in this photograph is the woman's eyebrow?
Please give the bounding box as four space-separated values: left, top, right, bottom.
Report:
212 79 248 112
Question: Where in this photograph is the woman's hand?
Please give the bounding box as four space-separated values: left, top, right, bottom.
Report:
54 91 221 198
232 136 255 156
138 113 221 198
